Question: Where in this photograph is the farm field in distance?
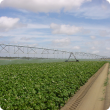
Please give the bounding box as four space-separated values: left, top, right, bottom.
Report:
0 61 108 110
0 58 66 65
0 58 109 65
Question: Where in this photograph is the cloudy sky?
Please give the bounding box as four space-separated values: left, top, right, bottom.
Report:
0 0 110 56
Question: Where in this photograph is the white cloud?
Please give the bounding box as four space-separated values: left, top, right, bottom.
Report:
0 36 3 38
27 44 38 47
92 50 99 54
11 36 36 44
107 0 110 4
0 0 91 13
106 47 110 50
71 4 110 19
90 36 96 39
18 9 29 13
50 23 83 35
101 5 107 10
73 46 80 50
27 24 49 29
52 38 71 47
0 16 26 32
91 46 95 50
99 30 110 37
20 37 34 41
0 0 3 4
82 29 91 34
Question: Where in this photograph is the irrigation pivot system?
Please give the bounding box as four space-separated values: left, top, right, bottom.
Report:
0 44 108 61
65 52 79 62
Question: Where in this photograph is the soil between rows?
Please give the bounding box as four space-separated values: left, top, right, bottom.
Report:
61 63 109 110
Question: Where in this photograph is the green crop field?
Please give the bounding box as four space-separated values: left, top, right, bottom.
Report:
0 58 107 66
0 61 107 110
0 58 66 65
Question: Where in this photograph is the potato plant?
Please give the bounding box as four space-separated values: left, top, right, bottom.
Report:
0 61 107 110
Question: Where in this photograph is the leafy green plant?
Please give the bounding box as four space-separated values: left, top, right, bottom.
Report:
100 97 105 101
104 77 109 86
0 61 107 110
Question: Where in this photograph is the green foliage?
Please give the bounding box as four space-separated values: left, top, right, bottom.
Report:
104 77 109 86
0 61 107 110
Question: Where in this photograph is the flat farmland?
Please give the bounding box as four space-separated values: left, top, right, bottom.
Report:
0 59 66 65
0 61 108 110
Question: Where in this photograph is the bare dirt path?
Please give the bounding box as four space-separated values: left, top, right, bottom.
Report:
76 63 109 110
104 67 110 110
61 63 109 110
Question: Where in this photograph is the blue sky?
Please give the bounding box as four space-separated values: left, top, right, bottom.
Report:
0 0 110 56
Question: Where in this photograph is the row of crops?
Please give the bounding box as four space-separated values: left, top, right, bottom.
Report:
0 61 107 110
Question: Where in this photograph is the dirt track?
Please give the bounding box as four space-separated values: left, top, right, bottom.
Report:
61 63 109 110
104 67 110 110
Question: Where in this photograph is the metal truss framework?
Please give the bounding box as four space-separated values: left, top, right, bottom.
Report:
0 44 108 60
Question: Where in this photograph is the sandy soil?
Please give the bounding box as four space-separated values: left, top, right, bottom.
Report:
104 67 110 110
76 63 109 110
61 63 109 110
